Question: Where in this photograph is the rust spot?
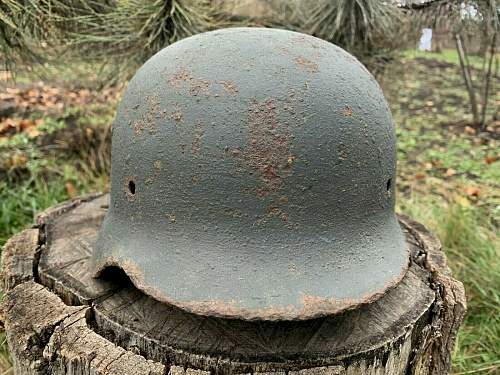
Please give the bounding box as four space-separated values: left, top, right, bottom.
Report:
165 213 176 223
219 80 239 95
189 78 211 97
170 108 183 122
295 56 319 73
168 67 192 87
342 105 353 117
191 175 200 183
245 99 293 198
145 160 162 184
338 150 348 160
168 67 211 96
131 95 160 135
279 196 289 204
191 121 205 154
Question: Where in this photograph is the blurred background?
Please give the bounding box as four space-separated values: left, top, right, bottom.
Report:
0 0 498 374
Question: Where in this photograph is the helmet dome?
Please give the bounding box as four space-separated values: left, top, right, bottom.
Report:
93 27 409 320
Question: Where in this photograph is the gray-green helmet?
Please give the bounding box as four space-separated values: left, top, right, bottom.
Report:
93 27 409 321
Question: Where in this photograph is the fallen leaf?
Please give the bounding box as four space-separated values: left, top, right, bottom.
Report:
26 127 40 138
10 153 28 168
415 172 426 180
0 70 12 81
465 186 480 197
65 182 77 198
19 118 35 130
445 168 457 177
465 126 476 135
484 155 497 164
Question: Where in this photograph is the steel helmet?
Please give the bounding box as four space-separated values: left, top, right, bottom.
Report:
93 27 409 321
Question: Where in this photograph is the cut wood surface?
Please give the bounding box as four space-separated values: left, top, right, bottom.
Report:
1 194 466 375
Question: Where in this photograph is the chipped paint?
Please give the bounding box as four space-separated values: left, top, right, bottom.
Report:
94 243 409 320
342 105 353 117
219 80 239 95
168 67 192 87
245 99 294 197
295 56 319 73
191 121 205 155
170 107 183 122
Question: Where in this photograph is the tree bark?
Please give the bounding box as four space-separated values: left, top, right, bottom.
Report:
1 194 466 375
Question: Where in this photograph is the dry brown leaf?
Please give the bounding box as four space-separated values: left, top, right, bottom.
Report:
465 125 476 135
465 186 480 197
415 172 426 180
10 153 28 168
484 155 497 164
445 168 457 177
26 127 40 138
65 182 77 198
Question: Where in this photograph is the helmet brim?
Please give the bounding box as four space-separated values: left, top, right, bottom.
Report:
93 212 409 321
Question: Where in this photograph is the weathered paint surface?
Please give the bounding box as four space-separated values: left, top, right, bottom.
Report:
93 28 409 321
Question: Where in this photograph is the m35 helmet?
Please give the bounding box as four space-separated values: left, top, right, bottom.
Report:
93 27 409 320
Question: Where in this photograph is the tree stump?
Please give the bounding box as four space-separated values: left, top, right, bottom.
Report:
1 193 466 375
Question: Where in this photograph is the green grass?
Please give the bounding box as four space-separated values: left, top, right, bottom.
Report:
402 48 494 70
398 197 499 374
0 49 499 374
0 168 108 247
389 49 499 374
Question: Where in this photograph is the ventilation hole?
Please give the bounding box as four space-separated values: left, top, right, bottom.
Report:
128 180 136 195
386 178 392 191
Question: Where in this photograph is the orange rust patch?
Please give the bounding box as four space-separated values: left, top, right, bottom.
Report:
131 95 160 135
219 80 239 95
342 105 353 117
168 67 211 96
170 108 183 122
191 121 205 154
189 78 211 97
245 99 293 198
168 67 192 87
295 56 319 73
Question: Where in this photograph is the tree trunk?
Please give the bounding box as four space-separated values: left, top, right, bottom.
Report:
1 194 466 375
455 33 480 125
480 33 497 130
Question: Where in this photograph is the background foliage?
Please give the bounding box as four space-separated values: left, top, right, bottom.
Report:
0 0 499 374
